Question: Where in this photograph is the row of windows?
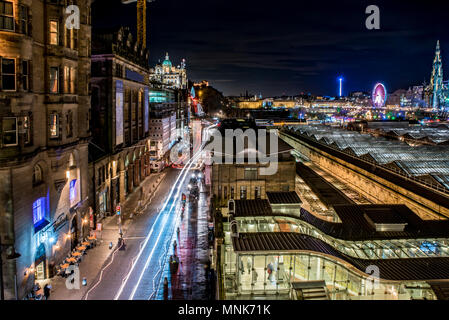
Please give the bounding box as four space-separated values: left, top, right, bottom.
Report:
1 110 73 147
49 65 77 94
0 58 77 94
217 186 262 200
217 185 289 200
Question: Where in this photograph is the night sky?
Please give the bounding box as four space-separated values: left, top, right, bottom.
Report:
92 0 449 97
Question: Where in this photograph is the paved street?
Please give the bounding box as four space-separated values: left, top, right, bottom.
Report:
82 124 214 300
82 168 182 300
156 180 211 300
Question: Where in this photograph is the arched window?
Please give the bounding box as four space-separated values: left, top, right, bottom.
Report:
33 165 43 185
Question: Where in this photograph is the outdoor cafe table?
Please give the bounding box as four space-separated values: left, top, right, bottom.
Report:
60 263 69 269
72 252 82 257
67 257 76 263
81 241 90 246
77 246 87 251
87 236 96 241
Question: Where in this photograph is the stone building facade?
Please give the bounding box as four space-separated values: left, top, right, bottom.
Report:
0 0 91 299
211 120 296 208
90 27 152 219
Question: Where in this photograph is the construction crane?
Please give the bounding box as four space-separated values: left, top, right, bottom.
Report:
121 0 154 49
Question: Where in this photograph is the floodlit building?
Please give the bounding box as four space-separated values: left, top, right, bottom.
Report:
0 0 92 299
425 41 448 110
150 52 187 90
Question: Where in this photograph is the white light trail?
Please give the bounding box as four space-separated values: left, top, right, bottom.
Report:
113 124 215 300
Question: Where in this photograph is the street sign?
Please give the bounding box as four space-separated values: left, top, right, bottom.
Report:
96 223 102 231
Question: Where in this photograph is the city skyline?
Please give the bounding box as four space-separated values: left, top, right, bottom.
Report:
93 0 449 96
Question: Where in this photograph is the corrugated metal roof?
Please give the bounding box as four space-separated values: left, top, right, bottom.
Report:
234 199 273 217
283 128 449 210
267 192 302 204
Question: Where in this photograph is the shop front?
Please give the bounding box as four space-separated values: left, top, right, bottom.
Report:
223 248 437 300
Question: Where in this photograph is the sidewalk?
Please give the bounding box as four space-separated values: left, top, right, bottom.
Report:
39 172 166 300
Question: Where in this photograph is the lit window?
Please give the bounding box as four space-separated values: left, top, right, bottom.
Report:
0 1 14 31
69 179 77 202
1 58 16 91
49 67 59 93
33 197 46 226
64 66 69 93
21 115 31 145
240 186 247 200
70 67 76 93
49 20 58 45
50 113 59 138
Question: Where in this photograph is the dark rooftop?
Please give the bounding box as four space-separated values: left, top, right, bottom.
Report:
267 192 302 205
232 232 449 281
233 199 273 217
363 207 408 224
296 162 354 207
300 205 449 240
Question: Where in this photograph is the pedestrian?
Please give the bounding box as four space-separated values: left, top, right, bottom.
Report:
252 270 258 284
246 257 252 271
163 277 169 300
43 284 51 300
267 262 273 280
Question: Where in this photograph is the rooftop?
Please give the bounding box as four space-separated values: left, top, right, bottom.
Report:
233 199 273 217
266 191 302 204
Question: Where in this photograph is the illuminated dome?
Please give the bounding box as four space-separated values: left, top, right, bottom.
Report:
162 52 172 68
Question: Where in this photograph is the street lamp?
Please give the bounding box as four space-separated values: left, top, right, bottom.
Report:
0 237 21 300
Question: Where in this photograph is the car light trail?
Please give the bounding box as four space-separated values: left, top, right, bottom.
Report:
113 123 214 300
129 139 206 300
